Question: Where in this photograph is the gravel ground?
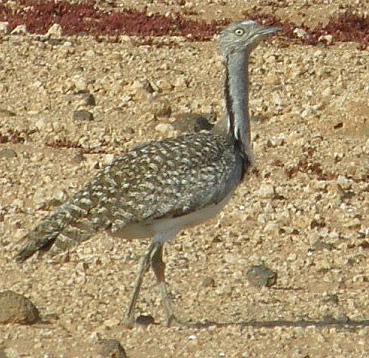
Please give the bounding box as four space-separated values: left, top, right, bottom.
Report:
1 1 369 357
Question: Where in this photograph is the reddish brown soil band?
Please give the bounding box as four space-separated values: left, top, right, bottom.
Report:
0 1 368 48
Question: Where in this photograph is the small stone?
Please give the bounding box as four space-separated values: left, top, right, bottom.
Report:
336 175 352 190
72 153 86 164
75 90 96 106
324 294 339 305
100 339 127 358
127 80 154 99
293 28 309 39
156 78 173 92
11 25 28 35
0 148 17 158
46 23 62 37
0 108 16 117
256 183 275 199
71 75 88 91
224 254 239 265
264 73 280 86
174 76 188 88
135 314 155 327
201 277 215 288
267 136 285 147
0 290 40 325
245 264 277 288
0 22 8 33
103 318 120 328
172 113 215 133
72 110 94 121
312 240 335 251
4 348 18 358
104 154 115 165
319 34 333 44
155 122 174 134
149 98 172 117
263 222 279 234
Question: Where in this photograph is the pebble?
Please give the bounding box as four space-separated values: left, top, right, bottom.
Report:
100 339 127 358
0 290 40 325
172 113 214 133
293 28 309 39
0 22 8 33
46 23 62 38
0 148 17 158
0 108 16 117
11 25 27 35
201 277 216 288
72 110 94 121
245 264 278 288
155 122 174 134
147 98 172 117
256 183 275 199
135 314 155 327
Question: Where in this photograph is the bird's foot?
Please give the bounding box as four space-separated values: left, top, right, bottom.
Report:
165 314 185 328
122 315 135 329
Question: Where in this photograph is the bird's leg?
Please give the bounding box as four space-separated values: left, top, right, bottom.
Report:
123 242 155 328
150 242 179 327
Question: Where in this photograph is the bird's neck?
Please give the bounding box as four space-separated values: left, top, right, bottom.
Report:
224 51 253 164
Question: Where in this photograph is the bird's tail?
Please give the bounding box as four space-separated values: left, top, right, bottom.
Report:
14 191 101 262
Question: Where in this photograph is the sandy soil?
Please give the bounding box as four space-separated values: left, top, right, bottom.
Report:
1 1 369 357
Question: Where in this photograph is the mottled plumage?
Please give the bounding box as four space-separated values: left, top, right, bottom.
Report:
14 20 279 327
15 133 243 260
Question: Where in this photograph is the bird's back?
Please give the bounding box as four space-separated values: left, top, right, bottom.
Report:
14 132 247 262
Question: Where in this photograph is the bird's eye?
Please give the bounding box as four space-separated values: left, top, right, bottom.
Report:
234 28 244 36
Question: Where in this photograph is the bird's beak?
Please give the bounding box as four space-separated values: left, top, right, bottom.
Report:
257 25 281 36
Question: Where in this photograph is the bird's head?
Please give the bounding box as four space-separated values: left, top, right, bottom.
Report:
219 20 280 57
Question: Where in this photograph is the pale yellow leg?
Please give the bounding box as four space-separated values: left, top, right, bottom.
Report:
123 243 154 328
150 242 180 327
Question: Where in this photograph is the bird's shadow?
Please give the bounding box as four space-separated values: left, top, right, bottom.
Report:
184 318 369 331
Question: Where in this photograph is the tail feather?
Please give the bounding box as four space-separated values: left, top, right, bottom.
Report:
14 194 101 262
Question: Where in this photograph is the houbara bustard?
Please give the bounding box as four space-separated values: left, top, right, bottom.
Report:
14 21 279 327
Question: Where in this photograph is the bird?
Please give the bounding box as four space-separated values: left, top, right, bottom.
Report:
14 20 279 327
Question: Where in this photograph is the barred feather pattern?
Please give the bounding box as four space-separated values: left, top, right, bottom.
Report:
14 132 248 262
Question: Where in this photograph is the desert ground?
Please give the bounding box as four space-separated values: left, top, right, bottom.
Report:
0 0 369 357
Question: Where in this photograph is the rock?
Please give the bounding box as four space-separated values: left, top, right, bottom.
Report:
267 136 285 147
0 290 40 325
72 153 86 164
3 348 18 358
127 80 154 99
312 240 335 252
245 264 277 288
11 25 27 35
135 314 155 327
172 113 215 133
75 90 96 106
103 318 120 328
0 22 8 33
0 149 17 158
148 98 172 117
319 34 333 45
72 110 94 121
293 28 309 39
201 277 216 288
256 183 275 199
155 122 174 134
0 108 16 117
46 23 62 38
263 222 279 234
100 339 127 358
155 78 173 92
